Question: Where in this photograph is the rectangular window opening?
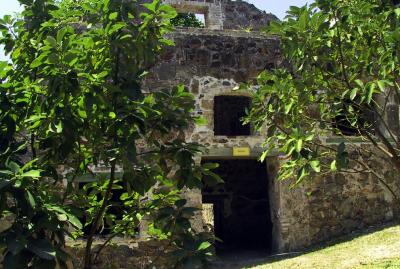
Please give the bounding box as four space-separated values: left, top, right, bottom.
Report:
214 96 252 136
332 99 376 136
171 13 205 28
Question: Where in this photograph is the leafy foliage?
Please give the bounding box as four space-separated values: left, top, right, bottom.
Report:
246 0 400 193
171 13 204 28
0 0 219 268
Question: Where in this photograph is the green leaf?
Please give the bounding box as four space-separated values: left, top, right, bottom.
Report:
354 79 364 88
197 241 211 251
21 170 41 178
45 36 57 48
47 53 58 64
310 160 321 173
143 1 157 12
28 240 56 260
120 192 130 201
298 10 308 30
296 139 303 153
109 12 118 20
285 99 294 114
0 169 14 175
78 109 87 119
202 163 219 170
296 167 308 183
26 190 36 208
194 116 207 125
6 161 20 173
30 53 48 68
57 214 68 221
350 88 358 100
367 83 375 104
394 8 400 17
56 28 67 43
330 160 337 171
96 71 108 78
68 214 83 229
109 112 116 119
260 150 268 162
377 80 386 92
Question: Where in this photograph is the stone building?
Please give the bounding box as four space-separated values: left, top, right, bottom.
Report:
144 0 399 255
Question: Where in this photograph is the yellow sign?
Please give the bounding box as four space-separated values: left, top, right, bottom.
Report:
233 147 251 157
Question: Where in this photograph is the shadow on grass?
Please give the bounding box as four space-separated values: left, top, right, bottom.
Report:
210 221 400 269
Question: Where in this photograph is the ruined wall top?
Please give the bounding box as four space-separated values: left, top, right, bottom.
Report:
162 0 278 31
222 1 279 31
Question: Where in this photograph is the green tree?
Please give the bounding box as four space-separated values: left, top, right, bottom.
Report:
171 13 204 28
246 0 400 197
0 0 218 268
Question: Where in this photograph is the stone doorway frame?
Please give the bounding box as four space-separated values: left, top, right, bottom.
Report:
196 153 284 253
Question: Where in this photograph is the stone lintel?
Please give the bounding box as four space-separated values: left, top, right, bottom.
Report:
201 147 279 159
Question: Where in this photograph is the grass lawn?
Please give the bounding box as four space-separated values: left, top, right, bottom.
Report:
217 224 400 269
249 224 400 269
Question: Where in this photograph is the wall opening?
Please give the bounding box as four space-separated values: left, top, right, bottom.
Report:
214 96 251 136
332 99 376 136
171 12 205 28
202 159 273 255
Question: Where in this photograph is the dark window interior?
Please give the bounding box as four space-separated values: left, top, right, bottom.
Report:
332 100 375 136
202 159 272 254
214 96 251 136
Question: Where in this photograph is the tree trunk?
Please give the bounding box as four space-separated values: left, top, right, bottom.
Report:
83 161 116 269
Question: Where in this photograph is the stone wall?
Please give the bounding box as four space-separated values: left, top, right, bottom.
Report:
126 0 400 256
162 0 278 31
144 29 281 90
176 74 400 252
186 76 265 150
68 239 175 269
146 0 400 256
143 20 400 253
163 0 224 30
272 144 399 251
222 0 279 31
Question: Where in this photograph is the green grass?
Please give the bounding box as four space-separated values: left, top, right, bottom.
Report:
235 225 400 269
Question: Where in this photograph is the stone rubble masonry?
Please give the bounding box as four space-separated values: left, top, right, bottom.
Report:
176 74 400 252
222 0 279 30
163 0 224 30
144 28 282 90
162 0 278 31
46 1 399 264
142 0 400 254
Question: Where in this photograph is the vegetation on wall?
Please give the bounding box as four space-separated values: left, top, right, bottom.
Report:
0 0 219 268
246 0 400 196
171 13 205 28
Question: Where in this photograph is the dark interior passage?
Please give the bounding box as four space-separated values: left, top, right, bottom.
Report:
202 159 272 254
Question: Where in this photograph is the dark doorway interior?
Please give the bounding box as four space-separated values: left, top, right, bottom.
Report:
202 159 272 254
